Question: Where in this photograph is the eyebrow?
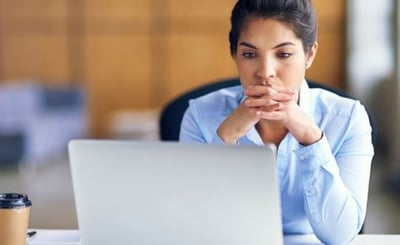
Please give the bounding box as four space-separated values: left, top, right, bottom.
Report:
238 41 296 50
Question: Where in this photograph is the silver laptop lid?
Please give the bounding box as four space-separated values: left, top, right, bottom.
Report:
68 140 283 245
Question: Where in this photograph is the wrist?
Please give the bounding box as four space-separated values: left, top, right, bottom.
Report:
217 127 239 145
299 128 323 146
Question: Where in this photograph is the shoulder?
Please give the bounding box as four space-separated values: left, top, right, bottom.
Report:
308 87 372 142
188 85 243 113
308 87 365 118
180 85 243 143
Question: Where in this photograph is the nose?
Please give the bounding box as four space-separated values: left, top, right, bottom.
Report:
256 57 276 83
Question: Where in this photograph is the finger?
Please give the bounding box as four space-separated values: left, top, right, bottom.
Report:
245 98 278 108
245 85 295 99
266 82 297 95
244 85 270 97
246 90 293 103
256 110 283 120
256 102 281 112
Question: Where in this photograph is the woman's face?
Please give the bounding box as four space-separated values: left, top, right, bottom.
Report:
234 17 317 91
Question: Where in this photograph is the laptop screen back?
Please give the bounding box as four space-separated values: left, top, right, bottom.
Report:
68 140 283 245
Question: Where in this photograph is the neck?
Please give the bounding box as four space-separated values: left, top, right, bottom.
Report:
255 120 288 146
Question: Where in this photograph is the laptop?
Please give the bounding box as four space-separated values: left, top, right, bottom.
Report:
68 140 283 245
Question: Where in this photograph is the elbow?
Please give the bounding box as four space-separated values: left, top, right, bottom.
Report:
314 191 366 244
312 214 363 244
311 205 363 244
315 230 357 245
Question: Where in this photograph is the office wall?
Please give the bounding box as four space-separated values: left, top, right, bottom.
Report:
0 0 346 137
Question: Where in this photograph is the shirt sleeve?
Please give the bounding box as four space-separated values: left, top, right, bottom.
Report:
293 102 374 244
179 103 226 144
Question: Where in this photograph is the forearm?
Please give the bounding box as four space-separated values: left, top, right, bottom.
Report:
180 106 230 144
295 136 372 244
302 165 364 244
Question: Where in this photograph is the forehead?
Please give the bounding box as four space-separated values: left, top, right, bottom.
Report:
239 17 300 44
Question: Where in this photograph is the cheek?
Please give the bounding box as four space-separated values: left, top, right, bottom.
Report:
235 60 253 76
279 62 306 88
235 58 246 71
236 58 258 72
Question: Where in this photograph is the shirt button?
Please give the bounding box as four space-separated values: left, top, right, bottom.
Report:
299 154 306 160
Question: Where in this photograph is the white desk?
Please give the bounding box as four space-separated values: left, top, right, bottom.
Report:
28 229 400 245
28 230 80 245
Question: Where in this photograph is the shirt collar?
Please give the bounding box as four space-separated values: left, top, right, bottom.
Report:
298 79 313 118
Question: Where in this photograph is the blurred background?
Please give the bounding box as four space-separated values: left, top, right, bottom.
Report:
0 0 399 233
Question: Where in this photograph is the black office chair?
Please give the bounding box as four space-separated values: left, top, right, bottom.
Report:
159 77 376 144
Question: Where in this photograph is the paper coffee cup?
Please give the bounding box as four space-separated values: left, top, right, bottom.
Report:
0 193 32 245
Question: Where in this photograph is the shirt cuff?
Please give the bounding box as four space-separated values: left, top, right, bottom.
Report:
293 132 339 175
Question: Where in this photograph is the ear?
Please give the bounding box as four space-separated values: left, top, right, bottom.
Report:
305 42 318 69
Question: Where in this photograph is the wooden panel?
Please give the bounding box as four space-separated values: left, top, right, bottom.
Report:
2 36 70 83
168 0 235 18
0 19 67 35
84 0 151 19
306 31 345 88
313 0 345 19
83 35 152 136
165 1 237 104
0 0 347 137
0 0 67 19
169 18 230 34
84 19 151 35
308 0 346 88
165 34 237 103
83 0 152 35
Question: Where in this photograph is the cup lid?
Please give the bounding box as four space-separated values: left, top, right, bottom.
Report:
0 193 32 209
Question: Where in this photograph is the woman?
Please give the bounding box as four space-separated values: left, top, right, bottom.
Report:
180 0 374 244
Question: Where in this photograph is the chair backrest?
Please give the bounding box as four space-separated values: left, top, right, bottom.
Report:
159 77 376 145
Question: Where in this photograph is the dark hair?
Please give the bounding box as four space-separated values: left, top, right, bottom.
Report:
229 0 318 56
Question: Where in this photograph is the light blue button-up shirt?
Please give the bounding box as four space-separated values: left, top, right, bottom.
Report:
180 80 374 244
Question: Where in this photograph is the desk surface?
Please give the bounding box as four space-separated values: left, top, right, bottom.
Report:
28 229 400 245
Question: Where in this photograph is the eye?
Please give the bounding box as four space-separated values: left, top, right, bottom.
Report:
242 52 257 59
277 52 293 58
